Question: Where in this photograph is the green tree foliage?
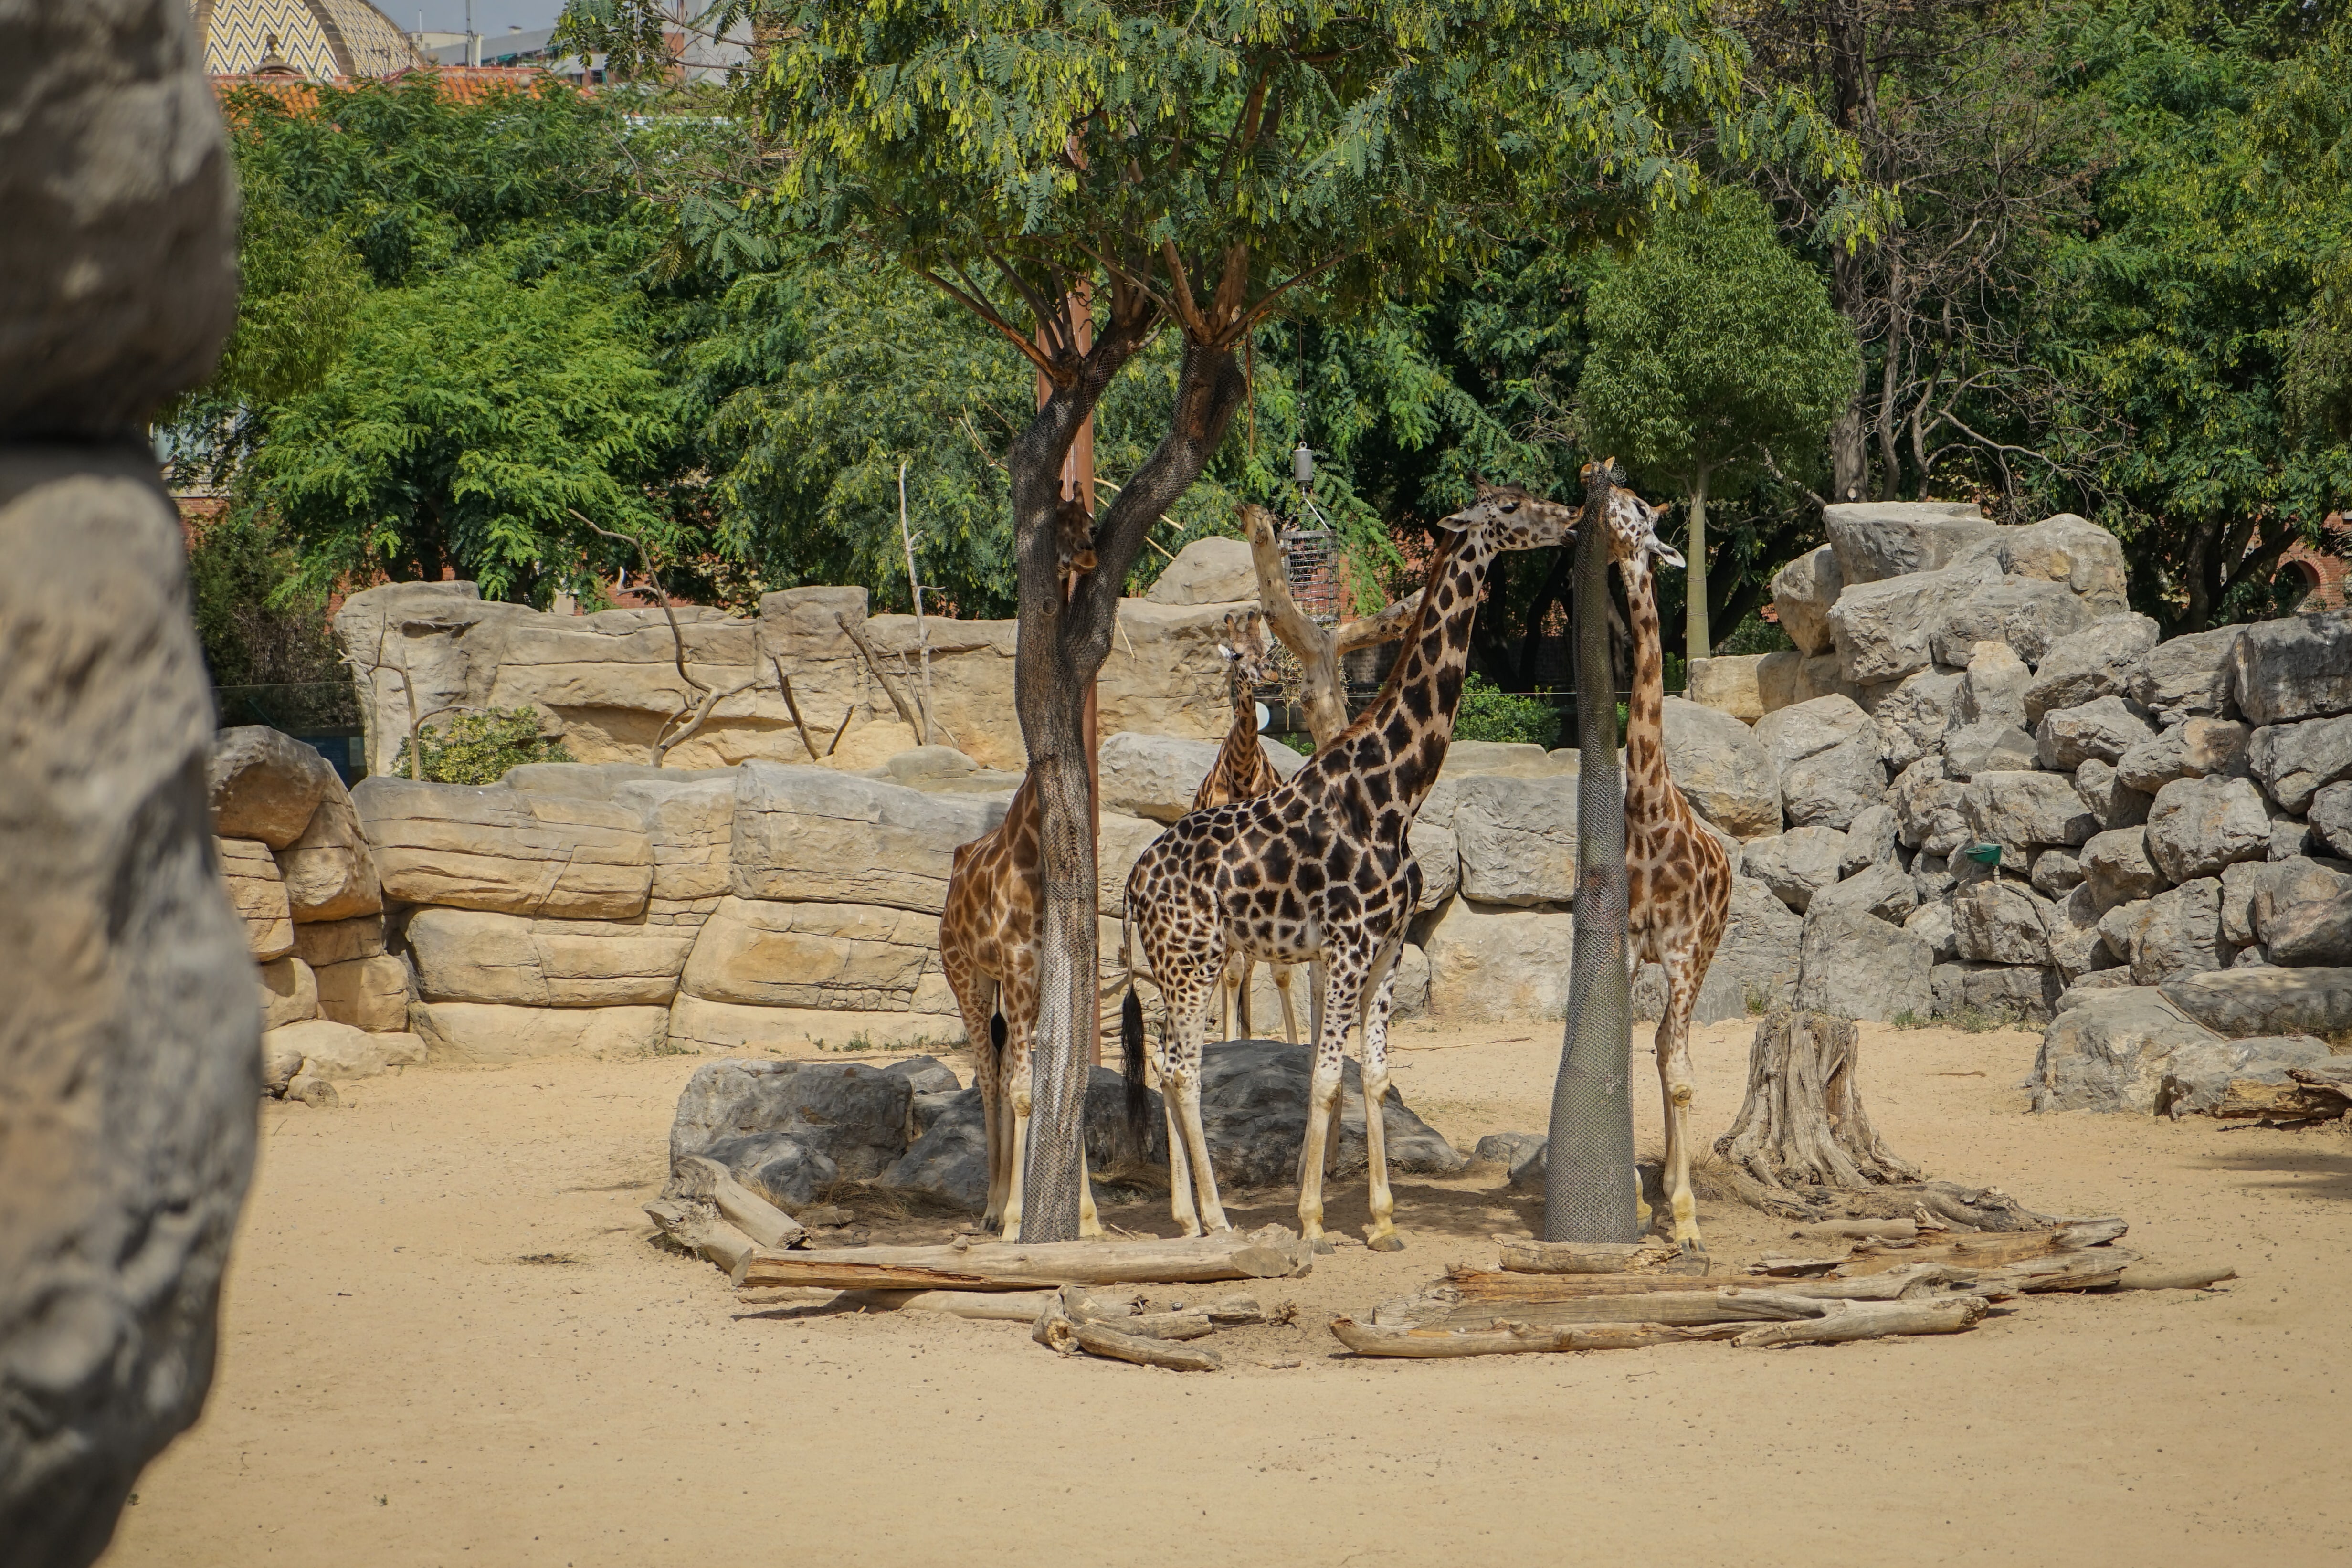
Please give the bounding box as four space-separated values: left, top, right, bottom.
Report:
1452 674 1561 747
392 707 575 784
184 514 343 688
1579 188 1856 654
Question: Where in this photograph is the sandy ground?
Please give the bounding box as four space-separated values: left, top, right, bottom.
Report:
104 1016 2352 1568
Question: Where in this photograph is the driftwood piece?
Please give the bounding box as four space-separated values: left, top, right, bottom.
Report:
1123 1311 1217 1342
738 1224 1311 1292
1717 1010 1922 1195
1494 1237 1675 1275
644 1197 759 1274
834 614 927 738
1731 1294 1988 1348
2214 1077 2352 1121
1834 1217 2127 1277
1795 1218 1919 1242
1203 1293 1287 1325
1970 1247 2137 1294
1435 1287 1832 1331
824 1288 1064 1321
669 1155 807 1251
1069 1321 1223 1371
2113 1262 2237 1291
1446 1261 1969 1307
1331 1317 1757 1358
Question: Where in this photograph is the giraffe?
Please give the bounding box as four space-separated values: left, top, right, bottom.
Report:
1119 485 1579 1246
1585 458 1733 1255
935 497 1109 1238
1190 609 1303 1046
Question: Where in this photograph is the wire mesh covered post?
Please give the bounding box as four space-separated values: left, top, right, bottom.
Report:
1544 462 1642 1243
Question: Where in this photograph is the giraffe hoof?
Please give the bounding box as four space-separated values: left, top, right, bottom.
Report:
1659 1250 1711 1276
1309 1237 1336 1256
1364 1229 1406 1253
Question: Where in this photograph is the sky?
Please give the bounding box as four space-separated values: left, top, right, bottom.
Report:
399 1 569 34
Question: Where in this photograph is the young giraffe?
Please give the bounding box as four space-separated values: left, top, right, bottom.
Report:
1120 485 1579 1246
935 499 1109 1238
1586 458 1733 1254
1190 609 1303 1046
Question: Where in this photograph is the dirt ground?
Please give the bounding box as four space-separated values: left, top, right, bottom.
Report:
105 1015 2352 1568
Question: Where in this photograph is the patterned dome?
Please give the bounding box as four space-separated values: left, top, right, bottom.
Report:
191 0 423 79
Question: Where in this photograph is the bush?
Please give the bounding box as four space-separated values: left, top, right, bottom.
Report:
1454 674 1561 747
391 707 572 785
185 512 343 687
1716 611 1795 658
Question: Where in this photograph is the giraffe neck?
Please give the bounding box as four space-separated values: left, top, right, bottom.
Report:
1310 528 1495 817
1621 556 1674 824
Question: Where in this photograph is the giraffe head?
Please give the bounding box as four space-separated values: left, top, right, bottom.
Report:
1578 456 1682 580
1436 483 1579 554
1216 609 1276 692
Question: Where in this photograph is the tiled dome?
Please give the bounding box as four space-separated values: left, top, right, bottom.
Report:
191 0 422 79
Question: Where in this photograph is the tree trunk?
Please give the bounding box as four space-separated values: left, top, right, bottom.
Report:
1239 501 1423 747
1714 1009 1922 1199
1544 462 1640 1243
1014 331 1248 1241
1684 469 1711 660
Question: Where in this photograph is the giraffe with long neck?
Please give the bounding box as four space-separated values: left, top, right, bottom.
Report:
1587 459 1731 1254
1120 486 1578 1246
1189 609 1302 1045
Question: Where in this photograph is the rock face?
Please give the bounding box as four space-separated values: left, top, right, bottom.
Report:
2311 784 2352 859
1688 877 1804 1021
0 441 256 1567
1144 536 1258 605
1827 561 1996 685
2113 877 2226 985
1743 827 1847 912
407 908 695 1008
407 1002 670 1064
880 1067 1165 1211
256 956 317 1029
2247 715 2352 815
2159 967 2352 1041
216 836 295 959
262 1018 425 1081
1973 514 2130 612
2036 696 2155 771
671 1058 916 1206
207 727 335 848
1962 771 2099 859
2158 1035 2334 1118
1793 904 1933 1021
2024 614 2160 724
1930 574 2092 668
1423 900 1575 1020
2030 987 2224 1113
2133 625 2242 724
1658 696 1781 837
1452 776 1580 905
1951 881 2057 966
676 897 940 1012
1770 543 1844 654
729 762 1002 913
2227 609 2352 726
1754 695 1884 829
273 785 383 925
312 954 410 1032
1182 1040 1466 1189
2143 776 2271 884
1824 501 1997 584
2082 828 2166 911
1871 668 1963 771
1094 730 1304 824
355 777 653 918
1807 860 1918 925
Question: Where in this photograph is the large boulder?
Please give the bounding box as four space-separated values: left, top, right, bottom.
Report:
1144 536 1258 605
2158 967 2352 1040
2028 987 2225 1112
2110 876 2226 984
2081 827 2167 911
407 907 696 1008
2143 775 2271 884
670 1058 916 1205
1966 514 2130 615
1841 803 1898 873
1792 904 1934 1021
1956 962 2067 1025
2073 759 2151 832
1769 543 1844 655
1806 860 1918 925
2252 858 2352 966
256 956 317 1030
408 1002 670 1063
2158 1035 2334 1118
207 727 335 848
1890 757 1970 855
1686 877 1805 1021
1741 826 1848 913
2132 625 2243 724
1930 575 2093 668
1685 654 1768 722
1184 1040 1466 1189
1955 641 2032 729
1826 560 1997 685
1942 720 2039 780
1961 771 2099 858
1453 775 1579 906
215 836 295 959
1097 810 1169 917
877 1066 1166 1211
607 775 738 902
2226 609 2352 726
1097 730 1304 823
2115 717 2252 796
1823 501 1997 584
675 896 939 1012
1870 668 1963 771
273 783 382 925
1753 695 1884 829
312 954 410 1033
1905 900 1960 962
2030 847 2084 898
354 776 653 919
2246 715 2352 815
293 913 386 968
2313 783 2352 859
1951 880 2057 966
1423 900 1575 1020
2045 882 2110 981
2024 613 2161 725
263 1017 425 1081
2035 695 2155 771
1659 696 1781 838
1407 819 1458 912
729 761 1004 914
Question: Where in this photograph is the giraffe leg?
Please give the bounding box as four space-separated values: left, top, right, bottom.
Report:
1358 937 1404 1250
945 958 1009 1233
1165 999 1231 1235
1235 955 1255 1041
1077 1140 1102 1239
1296 953 1366 1250
996 972 1037 1240
1657 964 1704 1255
1273 963 1300 1046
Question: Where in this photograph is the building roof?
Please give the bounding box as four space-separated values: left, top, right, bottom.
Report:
189 0 422 79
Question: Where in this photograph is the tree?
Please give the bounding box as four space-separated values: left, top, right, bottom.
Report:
1579 189 1856 656
577 0 1833 1240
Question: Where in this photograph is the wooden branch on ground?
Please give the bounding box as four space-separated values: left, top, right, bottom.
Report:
2112 1262 2236 1291
1494 1236 1675 1275
1032 1284 1223 1368
822 1288 1063 1321
1969 1247 2138 1295
1829 1217 2127 1278
645 1197 758 1274
1331 1317 1755 1358
2214 1076 2352 1121
835 614 927 739
1435 1287 1836 1331
667 1155 806 1251
1069 1320 1224 1371
1445 1261 1971 1305
1730 1295 1988 1348
737 1225 1312 1292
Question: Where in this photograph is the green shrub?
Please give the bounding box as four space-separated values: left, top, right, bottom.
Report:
391 706 571 785
1455 674 1561 747
1716 611 1795 658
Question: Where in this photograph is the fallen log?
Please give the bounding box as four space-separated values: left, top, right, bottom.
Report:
1969 1247 2137 1294
645 1197 758 1274
1123 1311 1216 1342
1493 1237 1675 1275
1795 1218 1919 1242
670 1154 807 1251
2213 1078 2352 1121
1731 1294 1986 1347
1832 1217 2126 1277
1331 1316 1757 1358
1069 1320 1223 1371
1435 1287 1830 1331
824 1289 1063 1322
737 1224 1311 1292
2112 1262 2237 1291
1446 1261 1970 1306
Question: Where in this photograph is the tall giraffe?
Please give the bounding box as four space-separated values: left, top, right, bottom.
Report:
1190 609 1302 1045
1587 459 1732 1254
936 500 1109 1238
1120 486 1578 1247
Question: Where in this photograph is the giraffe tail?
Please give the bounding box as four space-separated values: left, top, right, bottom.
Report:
1119 916 1150 1155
